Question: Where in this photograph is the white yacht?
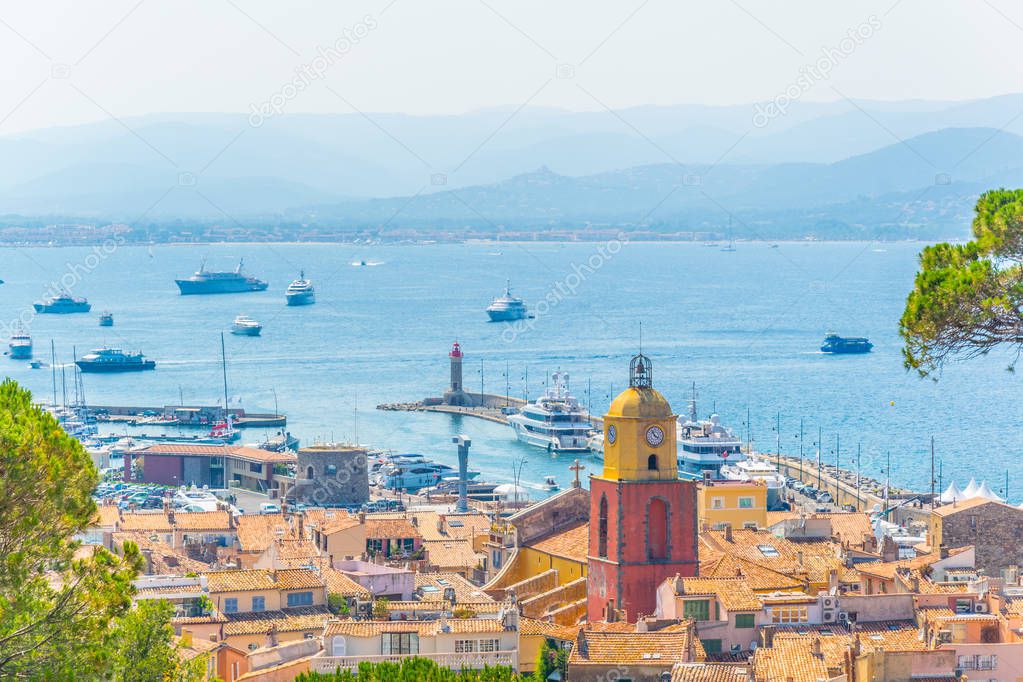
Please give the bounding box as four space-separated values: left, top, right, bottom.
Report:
720 456 787 510
231 315 262 336
676 391 746 476
508 372 592 452
286 271 316 306
486 280 528 321
586 431 605 460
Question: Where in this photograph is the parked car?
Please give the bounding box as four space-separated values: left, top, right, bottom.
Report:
259 503 282 515
817 492 834 504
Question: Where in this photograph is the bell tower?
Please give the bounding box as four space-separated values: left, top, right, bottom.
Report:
587 353 699 623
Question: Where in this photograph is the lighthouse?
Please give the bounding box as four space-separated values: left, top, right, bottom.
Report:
443 342 469 406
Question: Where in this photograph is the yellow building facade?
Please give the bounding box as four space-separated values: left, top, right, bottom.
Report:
698 479 768 530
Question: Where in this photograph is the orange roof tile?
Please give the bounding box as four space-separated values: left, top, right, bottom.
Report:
932 497 1007 517
222 606 331 636
320 567 371 598
136 443 296 463
423 539 482 572
519 617 580 641
678 577 762 612
528 522 589 563
672 663 749 682
753 639 829 682
324 618 507 638
364 518 421 540
203 568 324 593
414 573 491 603
235 514 293 553
569 626 696 666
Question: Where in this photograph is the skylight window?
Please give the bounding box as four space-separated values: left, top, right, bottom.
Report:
757 545 780 558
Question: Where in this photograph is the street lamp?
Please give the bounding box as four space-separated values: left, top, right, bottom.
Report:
512 457 528 508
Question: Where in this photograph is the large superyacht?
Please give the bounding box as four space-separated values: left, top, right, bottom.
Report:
508 372 592 452
175 259 268 295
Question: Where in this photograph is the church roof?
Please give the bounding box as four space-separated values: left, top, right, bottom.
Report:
607 386 674 419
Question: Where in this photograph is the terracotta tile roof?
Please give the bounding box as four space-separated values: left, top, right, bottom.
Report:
320 567 371 598
423 539 482 572
931 497 1005 517
764 512 873 548
112 531 210 574
569 626 696 666
1003 598 1023 616
753 639 829 682
519 617 580 641
203 568 325 593
93 505 121 527
136 443 296 463
222 605 331 636
769 621 924 660
700 529 841 587
236 514 293 553
855 545 973 581
117 510 234 533
369 511 491 542
324 618 507 638
678 577 761 612
414 573 491 603
528 522 589 563
584 621 640 632
364 518 421 540
700 555 804 592
672 663 749 682
270 539 320 565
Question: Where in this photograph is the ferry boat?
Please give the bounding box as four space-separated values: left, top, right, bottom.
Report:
99 312 113 326
8 328 32 359
175 259 268 295
508 372 592 452
34 291 91 314
820 332 873 354
720 456 787 510
230 315 262 336
285 271 316 306
486 281 529 321
586 432 605 459
75 348 156 373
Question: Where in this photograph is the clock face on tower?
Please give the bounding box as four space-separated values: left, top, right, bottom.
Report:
607 424 617 445
645 425 664 447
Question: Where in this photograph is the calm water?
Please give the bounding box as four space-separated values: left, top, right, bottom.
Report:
0 241 1017 500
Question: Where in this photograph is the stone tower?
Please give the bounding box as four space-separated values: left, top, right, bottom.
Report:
293 444 369 507
443 342 470 406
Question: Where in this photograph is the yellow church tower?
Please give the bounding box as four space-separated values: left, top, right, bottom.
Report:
599 353 678 481
587 352 699 623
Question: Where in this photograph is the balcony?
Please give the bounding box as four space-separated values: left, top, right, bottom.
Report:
309 651 517 673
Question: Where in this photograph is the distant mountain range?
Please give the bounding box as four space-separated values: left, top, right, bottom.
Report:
5 95 1023 239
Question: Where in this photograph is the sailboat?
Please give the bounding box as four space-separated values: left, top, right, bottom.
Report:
720 217 736 252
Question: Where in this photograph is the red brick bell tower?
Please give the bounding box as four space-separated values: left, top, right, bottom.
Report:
587 353 699 622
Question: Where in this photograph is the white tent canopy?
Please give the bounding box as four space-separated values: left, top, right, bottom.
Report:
974 480 1004 502
939 481 964 504
961 478 980 498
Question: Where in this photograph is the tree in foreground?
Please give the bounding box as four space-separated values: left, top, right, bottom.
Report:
901 188 1023 376
105 599 209 682
294 657 522 681
0 380 193 679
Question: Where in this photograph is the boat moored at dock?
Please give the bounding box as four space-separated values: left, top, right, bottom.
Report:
175 259 268 295
720 455 787 510
75 348 156 373
508 372 592 452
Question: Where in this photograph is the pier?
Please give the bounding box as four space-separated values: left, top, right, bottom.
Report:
86 404 286 429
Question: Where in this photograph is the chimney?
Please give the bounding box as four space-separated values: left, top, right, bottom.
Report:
298 513 305 538
811 637 823 658
724 525 733 542
228 510 236 530
180 629 193 648
141 548 153 574
410 515 418 527
167 507 175 525
358 511 366 524
797 551 804 567
939 545 949 560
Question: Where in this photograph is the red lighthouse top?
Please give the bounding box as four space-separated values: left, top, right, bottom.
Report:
449 342 463 358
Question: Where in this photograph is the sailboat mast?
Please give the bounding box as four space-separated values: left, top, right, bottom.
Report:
221 332 229 419
50 340 57 407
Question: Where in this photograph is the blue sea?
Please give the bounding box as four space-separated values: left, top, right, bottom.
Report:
0 241 1016 500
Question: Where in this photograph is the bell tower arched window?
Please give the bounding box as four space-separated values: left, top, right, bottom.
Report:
306 466 315 480
647 454 657 470
598 495 609 558
647 497 669 560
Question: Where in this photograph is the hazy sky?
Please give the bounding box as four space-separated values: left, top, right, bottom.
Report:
2 0 1022 134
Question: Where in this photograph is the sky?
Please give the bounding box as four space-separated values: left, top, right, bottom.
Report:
2 0 1022 134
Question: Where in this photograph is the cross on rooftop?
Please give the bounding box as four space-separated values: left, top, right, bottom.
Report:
569 459 586 488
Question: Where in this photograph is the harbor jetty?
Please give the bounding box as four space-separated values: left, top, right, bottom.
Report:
87 404 286 429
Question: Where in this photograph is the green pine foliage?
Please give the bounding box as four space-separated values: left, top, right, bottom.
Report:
0 380 194 679
294 657 523 681
901 188 1023 376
